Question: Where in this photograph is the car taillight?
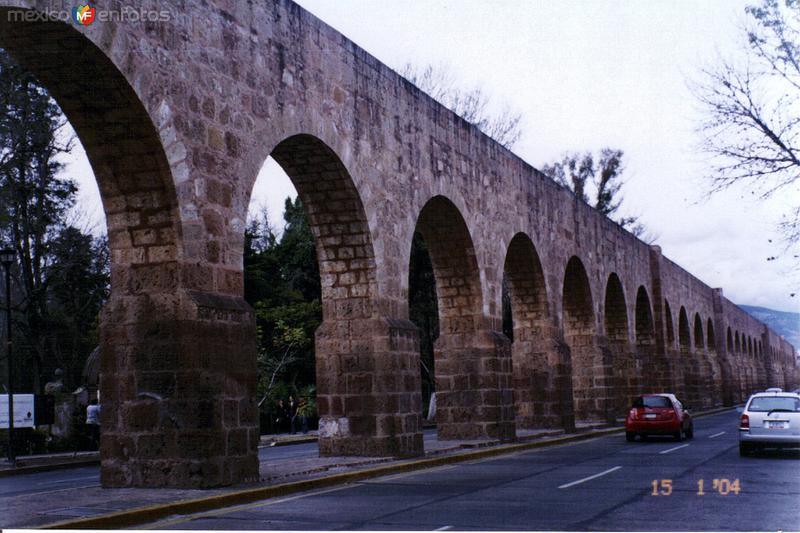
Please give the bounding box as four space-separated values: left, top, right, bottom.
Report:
740 414 749 429
663 409 675 419
628 408 638 420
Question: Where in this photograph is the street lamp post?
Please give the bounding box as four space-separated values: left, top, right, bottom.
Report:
0 248 15 466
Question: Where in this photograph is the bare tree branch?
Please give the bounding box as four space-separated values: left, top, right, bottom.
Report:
401 63 523 149
693 0 800 249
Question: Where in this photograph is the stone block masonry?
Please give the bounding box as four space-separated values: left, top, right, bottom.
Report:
0 0 795 487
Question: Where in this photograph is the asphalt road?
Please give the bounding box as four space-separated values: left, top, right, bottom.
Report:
140 411 800 531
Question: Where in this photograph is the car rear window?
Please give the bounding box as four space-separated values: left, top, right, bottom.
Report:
747 396 800 412
633 396 672 408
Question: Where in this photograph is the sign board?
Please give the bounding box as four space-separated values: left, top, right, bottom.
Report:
0 394 35 429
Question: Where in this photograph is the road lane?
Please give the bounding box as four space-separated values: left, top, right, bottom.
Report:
143 411 800 531
0 466 100 498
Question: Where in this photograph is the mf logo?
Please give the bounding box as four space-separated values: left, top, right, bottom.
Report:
72 4 96 25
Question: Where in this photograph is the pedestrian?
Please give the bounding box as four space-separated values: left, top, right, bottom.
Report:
86 398 101 450
288 395 297 434
274 399 286 434
296 397 309 434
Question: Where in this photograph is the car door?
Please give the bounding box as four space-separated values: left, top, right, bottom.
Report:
673 398 688 429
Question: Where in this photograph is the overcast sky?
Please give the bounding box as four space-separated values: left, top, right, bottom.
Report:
68 0 799 313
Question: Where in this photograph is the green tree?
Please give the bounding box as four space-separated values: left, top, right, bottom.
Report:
278 197 321 303
243 197 322 429
0 49 105 392
45 228 109 388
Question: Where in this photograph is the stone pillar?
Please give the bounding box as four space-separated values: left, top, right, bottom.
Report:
570 333 614 423
699 350 718 409
100 289 259 488
513 324 572 429
435 329 516 441
711 289 735 406
316 317 423 457
608 338 637 419
648 246 676 393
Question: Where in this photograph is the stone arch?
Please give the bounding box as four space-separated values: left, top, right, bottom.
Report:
702 317 722 408
693 314 705 350
0 13 182 267
268 135 377 320
678 308 691 348
257 134 424 457
563 257 607 422
604 274 632 415
635 286 664 392
0 12 245 488
664 299 676 348
503 233 565 429
727 327 733 352
678 307 697 404
734 330 748 395
692 313 707 405
705 318 723 403
706 319 716 350
414 196 514 441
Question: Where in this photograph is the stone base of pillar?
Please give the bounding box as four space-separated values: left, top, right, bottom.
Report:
513 330 571 430
435 330 516 442
570 336 615 424
316 317 424 458
99 290 259 488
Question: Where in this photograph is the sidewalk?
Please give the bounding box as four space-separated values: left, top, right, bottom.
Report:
0 406 735 529
0 431 320 477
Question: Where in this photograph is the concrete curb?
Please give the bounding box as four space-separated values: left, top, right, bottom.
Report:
41 406 737 529
0 458 100 478
259 435 317 448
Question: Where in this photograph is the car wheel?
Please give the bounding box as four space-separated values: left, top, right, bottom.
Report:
686 425 694 439
626 432 635 442
673 430 683 442
739 442 751 456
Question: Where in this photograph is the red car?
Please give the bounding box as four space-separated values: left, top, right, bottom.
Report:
625 393 694 442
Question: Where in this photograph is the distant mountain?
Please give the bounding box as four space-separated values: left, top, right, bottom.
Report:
739 305 800 351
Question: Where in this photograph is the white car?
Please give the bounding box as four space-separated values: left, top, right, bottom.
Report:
739 390 800 456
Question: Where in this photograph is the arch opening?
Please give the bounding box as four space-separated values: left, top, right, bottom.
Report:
678 307 697 405
562 257 606 422
635 286 664 393
412 195 514 441
707 319 716 351
693 314 705 351
664 299 675 348
604 274 632 415
247 134 422 457
502 233 562 429
0 13 267 488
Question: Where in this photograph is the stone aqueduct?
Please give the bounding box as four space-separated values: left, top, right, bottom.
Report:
1 0 796 488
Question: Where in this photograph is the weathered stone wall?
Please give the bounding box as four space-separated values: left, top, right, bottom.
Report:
0 0 795 488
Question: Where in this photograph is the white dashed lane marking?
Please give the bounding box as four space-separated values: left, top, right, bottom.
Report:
558 466 622 489
659 444 690 455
